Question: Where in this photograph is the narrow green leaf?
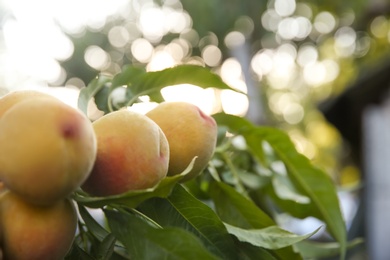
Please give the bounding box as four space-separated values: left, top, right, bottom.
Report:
225 223 321 250
74 174 183 208
74 157 196 208
119 64 240 106
78 204 109 241
213 112 254 133
138 184 238 260
265 184 314 219
209 181 274 229
94 86 111 114
209 181 302 260
245 128 347 257
213 113 265 163
77 205 129 259
271 172 310 204
236 241 278 260
65 243 95 260
105 209 220 260
96 233 117 260
78 75 111 115
133 65 237 94
214 113 348 258
110 65 146 90
294 238 364 259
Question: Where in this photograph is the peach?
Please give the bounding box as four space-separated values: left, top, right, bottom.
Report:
0 90 55 118
0 191 77 260
146 102 218 181
82 110 169 197
0 97 97 205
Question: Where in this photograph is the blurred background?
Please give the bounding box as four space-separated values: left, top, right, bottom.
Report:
1 0 390 258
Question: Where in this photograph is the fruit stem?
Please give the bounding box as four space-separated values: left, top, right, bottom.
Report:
124 88 159 107
114 206 163 229
207 162 222 182
221 151 247 196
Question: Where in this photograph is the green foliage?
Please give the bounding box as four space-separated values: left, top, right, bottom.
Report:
71 64 361 259
105 209 220 260
225 224 321 250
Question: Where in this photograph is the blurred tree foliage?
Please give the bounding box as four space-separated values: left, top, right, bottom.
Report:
3 0 390 186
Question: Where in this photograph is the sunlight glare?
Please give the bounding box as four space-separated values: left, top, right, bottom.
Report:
261 9 282 32
251 49 274 76
283 103 304 124
274 0 296 17
370 16 389 38
297 44 318 66
220 90 249 116
164 7 192 34
161 84 216 115
224 31 246 49
165 41 187 61
147 50 175 71
108 26 131 48
202 45 222 67
36 86 80 108
131 38 154 63
220 58 242 84
334 26 356 57
314 12 337 34
84 46 110 70
277 17 311 40
303 62 326 86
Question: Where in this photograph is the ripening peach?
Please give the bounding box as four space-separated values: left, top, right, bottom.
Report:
0 90 55 118
146 102 218 181
82 110 169 197
0 97 97 205
0 191 77 260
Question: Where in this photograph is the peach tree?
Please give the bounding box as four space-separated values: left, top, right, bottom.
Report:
68 64 362 259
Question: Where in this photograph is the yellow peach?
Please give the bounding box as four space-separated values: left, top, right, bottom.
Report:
0 97 97 205
0 90 55 118
0 191 77 260
146 102 217 181
82 110 169 197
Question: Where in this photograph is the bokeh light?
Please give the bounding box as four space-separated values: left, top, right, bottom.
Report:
131 38 154 63
84 45 111 71
314 12 337 34
0 0 386 183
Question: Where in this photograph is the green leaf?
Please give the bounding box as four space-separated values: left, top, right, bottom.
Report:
271 170 310 204
213 113 266 164
209 181 274 229
95 233 117 260
93 85 111 114
214 113 348 258
225 223 321 250
65 243 95 260
73 157 196 208
294 238 364 259
79 65 238 114
109 66 147 109
105 209 220 260
74 174 183 209
245 128 347 256
110 65 146 90
78 75 111 115
208 181 302 260
236 241 278 260
133 64 237 94
77 205 129 259
121 64 240 106
77 205 109 241
138 184 238 260
213 113 254 133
